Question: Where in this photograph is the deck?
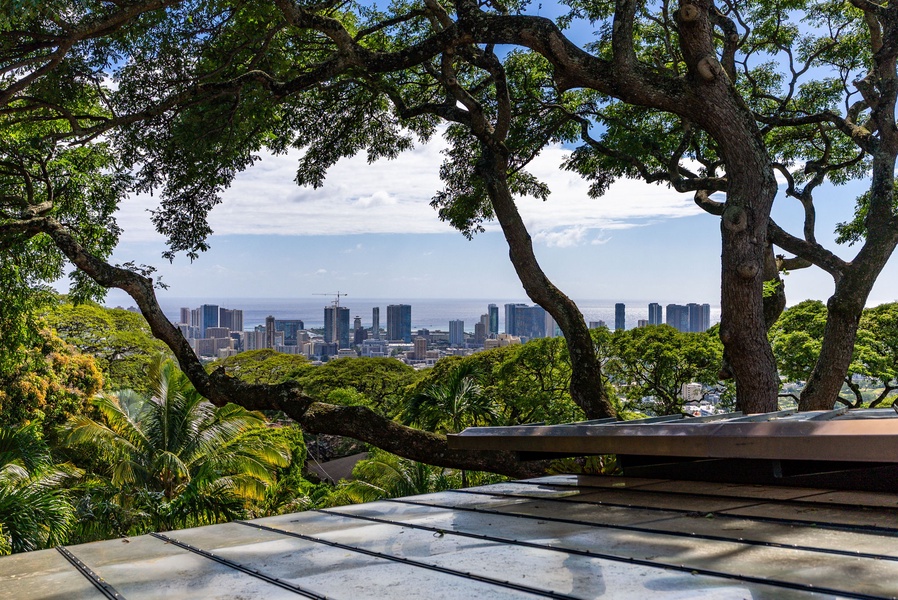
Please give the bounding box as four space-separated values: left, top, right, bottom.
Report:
3 473 897 599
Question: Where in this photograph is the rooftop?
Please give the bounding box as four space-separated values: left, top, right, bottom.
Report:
4 473 897 599
450 408 898 491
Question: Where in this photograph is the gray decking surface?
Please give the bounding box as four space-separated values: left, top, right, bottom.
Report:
3 474 897 599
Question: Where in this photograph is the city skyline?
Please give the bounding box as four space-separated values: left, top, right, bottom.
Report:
172 297 723 362
170 298 721 334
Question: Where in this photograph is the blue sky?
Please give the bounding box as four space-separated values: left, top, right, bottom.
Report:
95 133 898 309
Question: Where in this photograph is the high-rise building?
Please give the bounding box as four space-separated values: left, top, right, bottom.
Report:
265 315 277 349
274 319 304 346
505 303 546 339
545 312 557 338
219 308 243 332
589 320 607 329
179 307 191 325
353 315 368 345
519 304 546 339
614 303 626 331
199 304 219 338
474 322 486 344
244 326 266 351
206 327 230 339
504 303 523 335
637 319 649 328
449 320 465 346
387 304 412 342
648 303 662 326
274 319 306 346
324 306 351 348
230 331 244 352
700 303 711 332
681 382 703 402
687 303 704 333
666 304 689 332
414 337 428 361
372 307 380 339
488 304 499 336
665 303 711 332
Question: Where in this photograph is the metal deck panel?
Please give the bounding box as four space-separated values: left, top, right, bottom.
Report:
459 480 898 531
333 495 898 598
0 548 110 600
317 503 833 599
518 474 665 488
629 479 834 500
2 475 897 599
720 500 898 530
61 534 301 600
249 511 808 599
156 520 543 600
400 490 898 560
467 481 764 513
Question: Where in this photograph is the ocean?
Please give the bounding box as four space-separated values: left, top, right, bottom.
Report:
153 297 721 333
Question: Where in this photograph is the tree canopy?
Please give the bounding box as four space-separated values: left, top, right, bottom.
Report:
608 325 724 415
2 0 898 472
771 300 898 407
45 301 171 394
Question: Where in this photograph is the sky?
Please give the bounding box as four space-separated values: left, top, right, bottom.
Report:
95 131 898 310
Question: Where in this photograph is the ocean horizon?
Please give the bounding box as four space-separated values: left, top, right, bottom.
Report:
114 296 722 333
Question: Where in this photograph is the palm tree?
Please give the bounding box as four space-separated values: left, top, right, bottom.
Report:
403 363 498 434
403 364 498 487
0 423 79 553
60 357 290 533
333 449 454 504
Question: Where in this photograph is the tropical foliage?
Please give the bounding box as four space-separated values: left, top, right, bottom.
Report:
327 448 506 505
0 424 80 554
60 357 291 535
607 325 725 415
0 328 103 440
770 301 898 407
404 362 498 433
45 301 171 394
3 297 898 555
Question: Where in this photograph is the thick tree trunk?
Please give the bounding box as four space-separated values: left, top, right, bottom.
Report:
800 294 864 411
718 182 780 414
799 245 896 411
672 1 779 414
800 146 898 410
477 152 616 420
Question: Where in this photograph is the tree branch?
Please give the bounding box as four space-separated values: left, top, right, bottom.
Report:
27 216 544 477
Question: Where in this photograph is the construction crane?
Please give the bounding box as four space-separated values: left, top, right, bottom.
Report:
313 292 348 344
313 291 348 307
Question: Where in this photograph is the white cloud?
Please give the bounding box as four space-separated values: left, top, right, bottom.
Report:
114 134 701 247
534 226 589 248
354 191 398 208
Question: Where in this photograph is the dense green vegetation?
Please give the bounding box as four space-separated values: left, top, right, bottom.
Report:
1 298 896 554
